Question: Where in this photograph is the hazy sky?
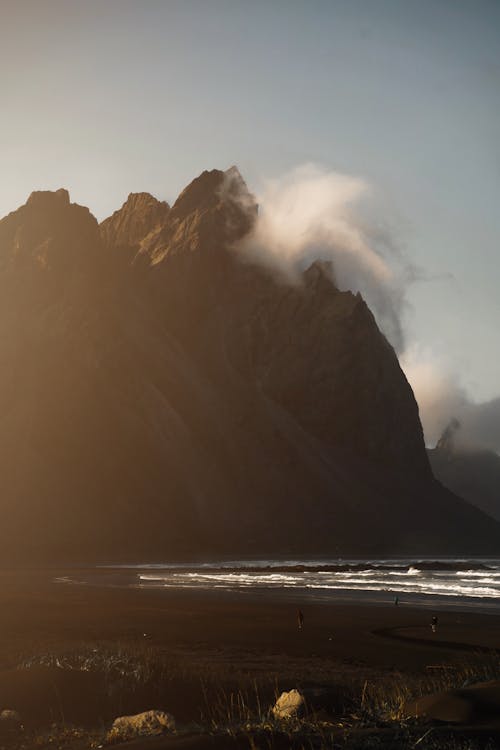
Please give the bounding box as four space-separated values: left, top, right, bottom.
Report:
0 0 499 405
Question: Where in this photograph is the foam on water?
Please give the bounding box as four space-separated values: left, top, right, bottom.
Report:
132 558 500 600
55 558 500 606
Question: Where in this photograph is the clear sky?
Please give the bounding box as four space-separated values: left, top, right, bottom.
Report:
1 0 499 403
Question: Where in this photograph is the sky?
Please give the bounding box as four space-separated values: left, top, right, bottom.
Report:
0 0 499 429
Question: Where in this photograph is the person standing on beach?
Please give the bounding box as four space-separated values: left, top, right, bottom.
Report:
431 615 438 633
297 609 304 630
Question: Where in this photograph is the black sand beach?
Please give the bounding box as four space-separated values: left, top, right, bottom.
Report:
2 570 500 747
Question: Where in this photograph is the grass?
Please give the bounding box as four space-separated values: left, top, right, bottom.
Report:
358 651 500 725
5 644 500 749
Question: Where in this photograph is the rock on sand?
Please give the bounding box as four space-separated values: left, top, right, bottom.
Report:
107 709 175 742
272 689 305 719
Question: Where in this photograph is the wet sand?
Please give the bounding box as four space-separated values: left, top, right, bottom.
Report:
2 569 500 669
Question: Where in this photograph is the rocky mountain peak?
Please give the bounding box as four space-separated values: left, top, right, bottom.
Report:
120 192 169 216
126 191 164 205
170 166 256 224
127 167 257 267
171 169 225 219
0 188 99 273
100 191 170 251
436 418 461 455
26 188 70 209
303 260 335 291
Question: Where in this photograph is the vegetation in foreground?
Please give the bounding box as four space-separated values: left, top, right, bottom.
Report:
2 642 500 749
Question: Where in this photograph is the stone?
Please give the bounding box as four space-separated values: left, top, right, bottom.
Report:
106 709 175 742
272 689 305 720
405 680 500 725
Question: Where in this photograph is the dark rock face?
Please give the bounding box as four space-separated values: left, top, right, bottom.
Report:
0 167 498 562
429 422 500 522
0 188 100 272
100 192 170 252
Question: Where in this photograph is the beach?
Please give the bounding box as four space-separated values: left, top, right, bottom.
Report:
2 567 500 748
3 567 500 669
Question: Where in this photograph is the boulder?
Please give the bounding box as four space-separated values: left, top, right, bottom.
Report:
106 709 175 742
405 680 500 725
272 689 305 720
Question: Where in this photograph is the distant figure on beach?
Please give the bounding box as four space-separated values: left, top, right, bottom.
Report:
431 615 438 633
297 609 304 630
394 595 399 606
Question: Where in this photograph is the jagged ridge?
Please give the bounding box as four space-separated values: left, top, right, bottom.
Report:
0 167 497 562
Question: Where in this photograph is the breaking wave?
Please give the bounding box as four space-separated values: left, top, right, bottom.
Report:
131 558 500 600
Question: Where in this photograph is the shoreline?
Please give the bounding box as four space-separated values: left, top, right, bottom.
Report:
48 565 500 616
2 569 500 668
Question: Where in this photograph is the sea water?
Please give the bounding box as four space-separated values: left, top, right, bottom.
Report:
133 558 500 600
56 558 500 608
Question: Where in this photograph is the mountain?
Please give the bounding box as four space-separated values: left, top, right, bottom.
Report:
429 420 500 522
0 168 498 563
100 192 170 257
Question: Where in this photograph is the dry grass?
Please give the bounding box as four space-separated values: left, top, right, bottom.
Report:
6 644 500 749
358 651 500 725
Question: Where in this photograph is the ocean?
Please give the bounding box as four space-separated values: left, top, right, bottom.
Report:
54 558 500 610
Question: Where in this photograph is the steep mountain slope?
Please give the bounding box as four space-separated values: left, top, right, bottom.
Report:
429 422 500 521
100 192 170 255
0 168 497 562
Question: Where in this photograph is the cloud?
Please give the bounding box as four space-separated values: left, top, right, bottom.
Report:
459 397 500 454
402 346 500 453
401 346 468 447
235 163 500 453
238 164 415 352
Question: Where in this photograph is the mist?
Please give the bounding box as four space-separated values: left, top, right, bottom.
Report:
401 347 466 447
403 346 500 453
238 164 500 454
238 164 413 353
